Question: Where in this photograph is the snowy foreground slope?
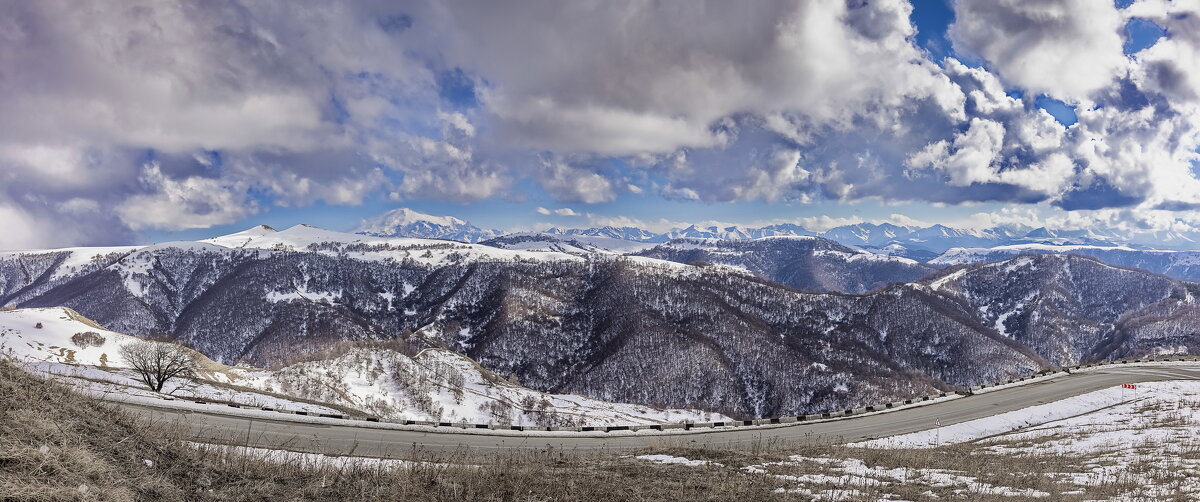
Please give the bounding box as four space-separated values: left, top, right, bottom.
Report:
0 307 727 426
856 378 1200 451
630 376 1200 500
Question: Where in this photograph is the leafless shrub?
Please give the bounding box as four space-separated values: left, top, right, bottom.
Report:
69 331 105 349
447 371 465 403
118 340 196 392
481 400 512 425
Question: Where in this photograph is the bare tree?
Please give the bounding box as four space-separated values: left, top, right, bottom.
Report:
118 340 197 392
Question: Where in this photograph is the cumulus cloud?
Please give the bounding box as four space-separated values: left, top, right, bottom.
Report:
0 203 64 251
116 163 257 231
441 0 965 155
536 207 579 216
0 0 441 241
1122 1 1200 103
535 157 617 204
951 0 1127 102
907 118 1006 186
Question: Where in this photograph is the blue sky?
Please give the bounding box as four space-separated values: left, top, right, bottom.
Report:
2 0 1198 249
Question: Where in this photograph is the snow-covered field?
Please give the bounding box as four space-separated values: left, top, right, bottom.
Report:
0 307 728 427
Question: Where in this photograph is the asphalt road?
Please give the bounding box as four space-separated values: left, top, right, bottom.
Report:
116 364 1200 459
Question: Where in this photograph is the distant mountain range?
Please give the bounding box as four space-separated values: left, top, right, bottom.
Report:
633 237 936 294
360 208 1199 255
933 244 1200 282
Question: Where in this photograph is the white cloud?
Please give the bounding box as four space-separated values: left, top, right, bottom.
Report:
906 118 1006 187
115 163 256 231
439 112 476 138
57 198 100 215
536 158 616 204
0 203 60 251
437 0 961 157
1125 0 1200 104
951 0 1127 102
0 193 131 251
996 152 1075 196
535 207 578 216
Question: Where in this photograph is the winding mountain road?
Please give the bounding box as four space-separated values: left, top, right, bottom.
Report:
114 363 1200 459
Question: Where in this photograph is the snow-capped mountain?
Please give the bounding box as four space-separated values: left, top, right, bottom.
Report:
482 233 660 254
500 221 1186 257
1130 229 1200 249
2 225 1198 418
544 226 668 243
1009 227 1124 247
355 208 502 243
664 224 816 240
820 223 916 247
536 223 815 245
347 209 1184 257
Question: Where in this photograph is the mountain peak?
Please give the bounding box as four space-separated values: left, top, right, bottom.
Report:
360 208 467 229
354 208 499 243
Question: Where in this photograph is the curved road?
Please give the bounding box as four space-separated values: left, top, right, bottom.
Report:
116 364 1200 459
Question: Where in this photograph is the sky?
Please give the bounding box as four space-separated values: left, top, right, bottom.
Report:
0 0 1198 249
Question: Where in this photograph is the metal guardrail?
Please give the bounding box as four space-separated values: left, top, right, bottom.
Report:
165 355 1200 433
